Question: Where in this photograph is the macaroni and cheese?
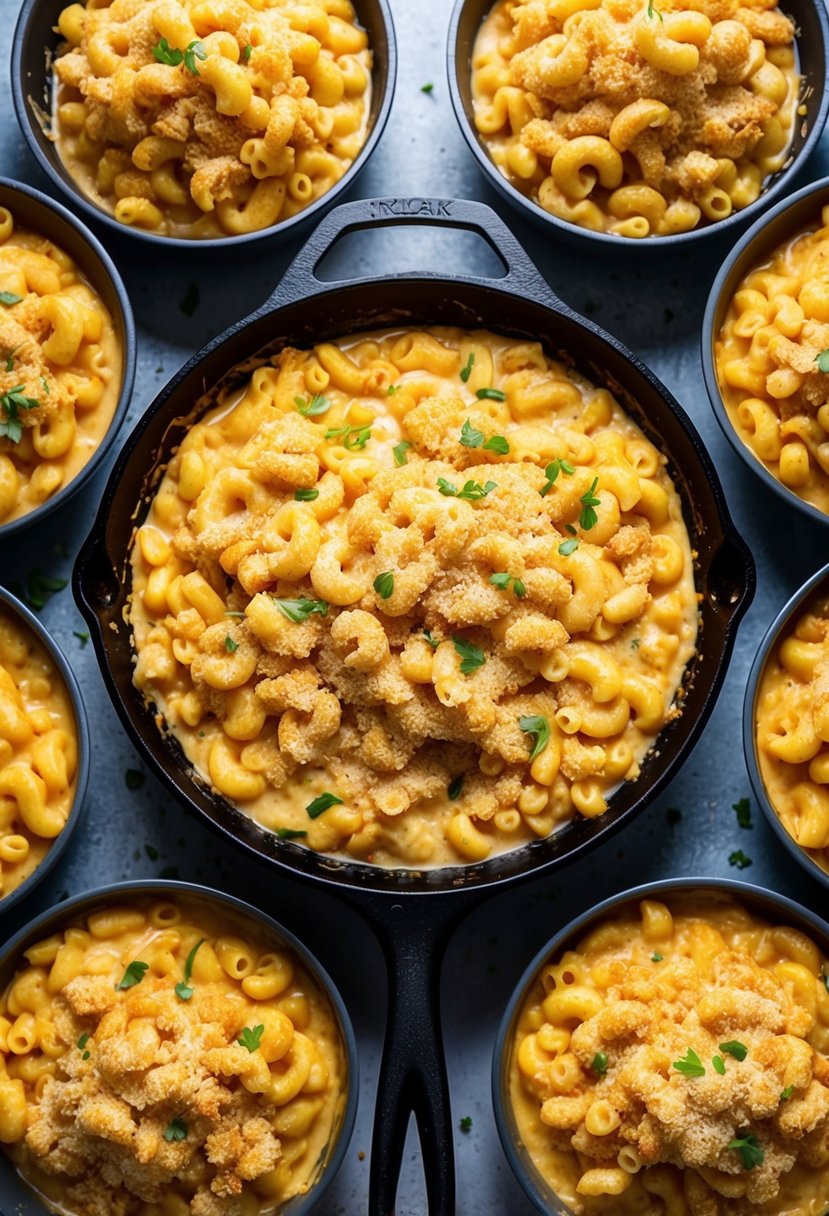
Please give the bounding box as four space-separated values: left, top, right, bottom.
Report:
52 0 372 239
755 595 829 879
509 894 829 1215
716 206 829 516
0 896 347 1216
0 207 121 523
129 326 697 867
0 607 78 902
471 0 800 238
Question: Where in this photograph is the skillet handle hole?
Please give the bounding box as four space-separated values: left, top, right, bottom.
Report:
706 540 751 611
314 228 507 283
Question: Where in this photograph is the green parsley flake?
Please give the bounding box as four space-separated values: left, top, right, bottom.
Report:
241 43 252 63
324 423 371 450
294 488 319 501
276 828 307 840
73 630 89 648
0 384 39 444
273 597 328 623
437 477 497 501
579 477 601 530
393 440 411 466
558 538 579 556
460 352 475 383
374 571 394 599
421 82 434 93
816 349 829 374
519 714 550 761
733 797 752 828
447 774 464 800
224 635 238 653
238 1024 265 1052
452 635 485 675
489 572 525 597
423 629 440 650
0 292 21 306
780 1086 794 1102
540 458 575 496
459 1115 473 1133
77 1032 91 1060
651 953 663 962
175 938 205 1002
712 1055 726 1075
729 850 752 869
117 960 149 990
294 393 332 417
164 1118 188 1142
592 1051 608 1076
306 791 344 819
475 387 506 402
673 1048 705 1078
720 1040 748 1061
728 1131 764 1170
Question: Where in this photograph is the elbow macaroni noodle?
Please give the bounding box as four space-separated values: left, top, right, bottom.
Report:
756 596 829 879
509 896 829 1215
717 206 829 516
129 326 697 868
52 0 372 239
0 609 77 902
471 0 800 238
0 897 346 1216
0 209 120 523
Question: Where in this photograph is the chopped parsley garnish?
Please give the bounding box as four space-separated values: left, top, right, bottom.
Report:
224 610 246 617
712 1055 726 1075
117 960 149 990
728 1131 764 1170
475 387 506 402
273 597 328 623
175 938 205 1002
592 1052 608 1076
452 636 486 675
651 953 663 962
558 539 580 556
460 352 475 383
729 850 752 869
77 1032 91 1059
40 375 50 395
393 440 411 466
540 458 575 496
816 349 829 373
720 1040 748 1062
387 384 400 395
673 1048 705 1078
459 1115 473 1132
780 1086 794 1101
489 572 525 597
238 1024 265 1052
324 423 372 450
276 828 307 840
421 82 434 93
224 635 238 653
459 419 510 454
0 384 39 443
579 477 601 530
306 791 343 819
519 714 550 760
733 796 752 828
12 569 68 611
423 629 440 650
164 1117 188 1142
631 637 640 649
647 0 663 18
153 37 206 74
73 630 89 647
294 393 331 417
4 348 16 372
447 774 464 800
437 477 497 500
294 488 319 501
374 571 394 599
0 292 21 306
241 43 252 63
180 282 199 316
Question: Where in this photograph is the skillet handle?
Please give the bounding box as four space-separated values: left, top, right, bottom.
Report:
268 196 562 311
357 894 477 1216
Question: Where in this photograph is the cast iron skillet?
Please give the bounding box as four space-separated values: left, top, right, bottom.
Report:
0 880 359 1215
492 876 829 1215
74 196 755 1214
743 561 829 894
0 584 90 920
703 176 829 529
0 178 135 538
447 0 829 253
12 0 396 251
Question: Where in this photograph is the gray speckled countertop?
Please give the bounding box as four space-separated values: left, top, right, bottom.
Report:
2 1 829 1212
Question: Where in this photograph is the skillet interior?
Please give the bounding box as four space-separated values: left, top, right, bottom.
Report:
75 275 753 895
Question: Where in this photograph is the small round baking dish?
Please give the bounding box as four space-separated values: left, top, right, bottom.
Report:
447 0 829 252
0 879 359 1216
0 584 89 920
744 560 829 893
493 876 829 1216
12 0 396 250
703 175 829 529
0 178 135 538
